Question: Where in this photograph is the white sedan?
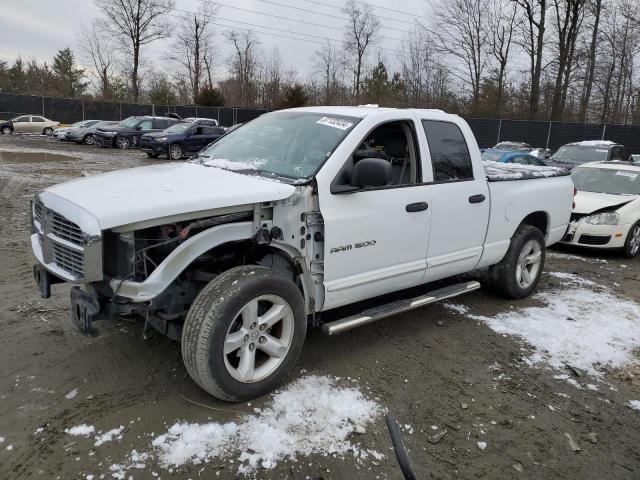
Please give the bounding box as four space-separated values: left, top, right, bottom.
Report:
562 162 640 257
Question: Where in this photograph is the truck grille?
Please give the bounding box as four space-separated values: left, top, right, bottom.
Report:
34 199 44 223
50 212 83 245
52 243 84 277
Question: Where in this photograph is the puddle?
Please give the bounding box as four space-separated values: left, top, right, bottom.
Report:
0 151 81 164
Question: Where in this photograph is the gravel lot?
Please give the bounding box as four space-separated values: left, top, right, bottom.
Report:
1 134 639 479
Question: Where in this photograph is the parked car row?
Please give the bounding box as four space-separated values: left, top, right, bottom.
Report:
0 115 59 135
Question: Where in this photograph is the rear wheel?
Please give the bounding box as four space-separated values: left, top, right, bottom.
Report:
181 266 307 402
1 126 12 135
43 127 53 136
488 225 545 299
169 143 183 160
116 136 131 149
83 134 94 145
623 221 640 258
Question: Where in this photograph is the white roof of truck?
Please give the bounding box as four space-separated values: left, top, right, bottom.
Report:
286 106 460 122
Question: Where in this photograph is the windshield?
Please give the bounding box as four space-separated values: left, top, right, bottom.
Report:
482 150 505 162
120 117 139 128
572 167 640 195
495 142 523 152
552 145 608 164
164 123 190 134
195 111 360 181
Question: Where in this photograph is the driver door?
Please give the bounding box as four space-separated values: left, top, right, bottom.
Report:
319 119 432 310
12 116 31 133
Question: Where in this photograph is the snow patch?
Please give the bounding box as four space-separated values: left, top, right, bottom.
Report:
483 160 566 181
547 252 608 263
94 426 125 446
443 302 469 314
628 400 640 411
65 424 95 436
65 388 78 400
152 375 383 474
470 279 640 376
477 441 487 450
548 271 596 286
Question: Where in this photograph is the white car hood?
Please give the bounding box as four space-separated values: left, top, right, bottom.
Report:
573 190 636 215
44 162 296 229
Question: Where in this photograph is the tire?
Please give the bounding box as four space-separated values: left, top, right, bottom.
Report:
43 127 53 136
488 225 545 299
83 134 94 145
1 126 12 135
623 221 640 258
182 266 307 402
116 136 131 149
169 143 183 160
146 151 159 158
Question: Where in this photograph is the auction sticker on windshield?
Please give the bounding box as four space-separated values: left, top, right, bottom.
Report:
616 171 638 179
316 117 354 130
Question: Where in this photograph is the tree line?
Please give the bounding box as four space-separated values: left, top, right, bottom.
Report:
0 0 639 123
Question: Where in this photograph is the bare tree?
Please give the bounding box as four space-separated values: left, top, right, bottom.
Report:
514 0 548 118
434 0 490 112
312 41 346 104
225 30 261 106
95 0 175 102
172 1 217 103
78 21 117 99
550 0 587 119
488 0 519 115
342 0 379 97
578 0 603 120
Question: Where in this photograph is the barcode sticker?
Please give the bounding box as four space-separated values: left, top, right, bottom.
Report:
316 117 354 130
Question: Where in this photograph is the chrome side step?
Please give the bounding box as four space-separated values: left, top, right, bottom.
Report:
322 280 480 336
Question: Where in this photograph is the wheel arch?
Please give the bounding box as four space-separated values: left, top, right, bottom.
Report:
518 211 549 238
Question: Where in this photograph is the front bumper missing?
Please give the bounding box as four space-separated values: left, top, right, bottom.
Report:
70 286 102 336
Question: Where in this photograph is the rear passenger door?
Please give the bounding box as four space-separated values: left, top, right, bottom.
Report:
420 119 490 280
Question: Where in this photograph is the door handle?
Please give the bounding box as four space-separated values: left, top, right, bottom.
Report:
469 194 486 204
406 202 428 212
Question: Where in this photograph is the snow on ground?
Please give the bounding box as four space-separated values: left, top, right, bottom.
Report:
443 302 469 315
152 375 383 475
469 274 640 376
547 252 608 263
628 400 640 411
65 424 95 436
65 388 78 400
94 426 125 446
547 271 596 286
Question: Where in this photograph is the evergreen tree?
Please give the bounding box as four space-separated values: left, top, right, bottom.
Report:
52 48 87 97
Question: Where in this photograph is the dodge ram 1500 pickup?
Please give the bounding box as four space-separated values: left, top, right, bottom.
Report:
30 107 574 401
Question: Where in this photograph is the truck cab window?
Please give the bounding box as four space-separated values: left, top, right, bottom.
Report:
422 120 473 182
334 120 419 188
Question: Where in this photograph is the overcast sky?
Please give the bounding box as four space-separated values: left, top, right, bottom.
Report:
1 0 429 81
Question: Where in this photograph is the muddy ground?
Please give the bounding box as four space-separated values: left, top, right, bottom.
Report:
0 134 639 480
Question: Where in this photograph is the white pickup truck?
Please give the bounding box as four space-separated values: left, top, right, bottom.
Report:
30 107 573 401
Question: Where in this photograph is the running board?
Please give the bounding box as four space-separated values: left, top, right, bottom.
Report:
322 280 481 336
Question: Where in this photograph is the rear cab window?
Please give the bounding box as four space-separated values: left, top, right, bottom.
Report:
421 120 474 182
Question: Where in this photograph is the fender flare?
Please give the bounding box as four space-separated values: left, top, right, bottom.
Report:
111 221 254 302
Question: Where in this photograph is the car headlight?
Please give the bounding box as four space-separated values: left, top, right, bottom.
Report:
156 137 168 143
583 212 619 225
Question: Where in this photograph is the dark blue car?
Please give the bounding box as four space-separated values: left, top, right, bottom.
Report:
140 123 226 160
481 149 546 166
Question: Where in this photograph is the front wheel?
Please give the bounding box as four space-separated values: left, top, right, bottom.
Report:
169 143 183 160
43 127 53 136
182 266 307 402
623 221 640 258
116 136 131 149
488 225 545 299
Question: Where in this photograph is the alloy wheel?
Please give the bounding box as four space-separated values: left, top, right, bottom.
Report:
515 239 542 289
223 295 294 383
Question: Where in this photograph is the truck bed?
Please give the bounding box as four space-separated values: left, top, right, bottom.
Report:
483 160 570 182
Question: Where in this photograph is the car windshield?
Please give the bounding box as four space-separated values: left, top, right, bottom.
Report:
120 117 139 128
494 142 523 152
482 150 505 162
195 111 360 181
572 167 640 195
164 123 190 133
552 145 608 164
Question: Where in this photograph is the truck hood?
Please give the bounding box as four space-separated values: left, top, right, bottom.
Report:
43 162 296 229
573 190 636 214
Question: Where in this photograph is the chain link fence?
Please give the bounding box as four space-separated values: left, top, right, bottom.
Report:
0 92 267 127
